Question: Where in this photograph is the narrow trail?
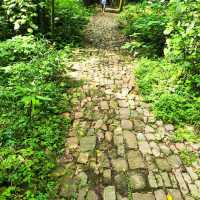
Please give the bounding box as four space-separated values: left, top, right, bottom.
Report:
58 13 200 200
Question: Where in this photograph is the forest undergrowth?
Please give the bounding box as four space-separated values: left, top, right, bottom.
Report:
119 0 200 138
0 0 91 199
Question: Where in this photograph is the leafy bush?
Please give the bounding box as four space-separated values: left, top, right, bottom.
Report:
135 58 200 126
2 0 38 33
53 0 90 45
164 0 200 92
119 1 168 57
0 36 72 199
0 35 48 66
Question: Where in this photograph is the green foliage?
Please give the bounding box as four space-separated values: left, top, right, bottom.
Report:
127 0 200 130
0 35 48 66
135 58 200 126
180 150 198 166
171 127 200 143
0 36 73 199
164 0 200 92
54 0 90 45
119 1 168 57
2 0 38 33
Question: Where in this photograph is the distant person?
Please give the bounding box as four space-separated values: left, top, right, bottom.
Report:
101 0 106 13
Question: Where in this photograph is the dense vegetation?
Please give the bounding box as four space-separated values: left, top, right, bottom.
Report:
120 0 200 131
1 0 200 198
0 0 90 199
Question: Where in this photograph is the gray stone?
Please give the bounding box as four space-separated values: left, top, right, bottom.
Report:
137 133 146 141
150 142 160 157
77 153 89 164
145 125 155 133
114 127 123 135
101 101 109 110
167 189 183 200
118 100 128 108
139 141 152 155
112 158 128 172
121 120 133 130
154 190 166 200
155 158 171 171
169 173 178 188
186 167 198 181
161 172 171 187
105 131 113 142
95 119 105 129
167 155 182 168
80 136 96 152
127 150 146 169
114 134 124 146
123 131 137 149
174 169 189 195
188 184 200 198
159 143 171 155
129 172 146 190
148 172 158 188
103 186 116 200
155 174 163 187
119 108 130 119
132 192 155 200
134 120 145 132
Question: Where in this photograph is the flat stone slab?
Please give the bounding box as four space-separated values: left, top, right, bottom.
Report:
129 172 146 190
101 101 109 110
127 151 146 169
167 155 182 168
77 153 89 164
103 186 116 200
121 120 133 130
154 190 167 200
155 158 171 171
80 136 96 152
132 192 155 200
112 158 128 172
167 189 183 200
119 108 130 119
113 134 124 146
123 131 137 149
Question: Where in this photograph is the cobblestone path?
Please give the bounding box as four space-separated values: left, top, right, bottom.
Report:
58 13 200 200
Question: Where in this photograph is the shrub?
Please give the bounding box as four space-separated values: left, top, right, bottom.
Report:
164 0 200 92
53 0 90 45
135 58 200 126
0 35 48 66
119 1 168 57
0 36 72 199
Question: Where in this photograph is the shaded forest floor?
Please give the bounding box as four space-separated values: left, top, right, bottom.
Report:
57 12 200 200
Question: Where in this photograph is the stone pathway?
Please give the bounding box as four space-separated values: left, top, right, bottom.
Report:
58 12 200 200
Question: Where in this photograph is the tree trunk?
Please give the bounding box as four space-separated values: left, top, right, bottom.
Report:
51 0 55 37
